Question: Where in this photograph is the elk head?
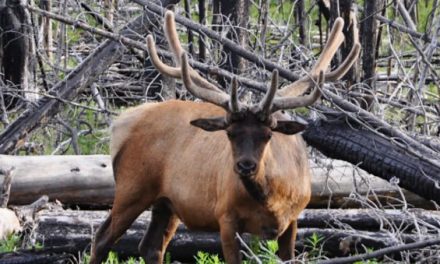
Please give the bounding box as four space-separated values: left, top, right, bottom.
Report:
146 11 360 178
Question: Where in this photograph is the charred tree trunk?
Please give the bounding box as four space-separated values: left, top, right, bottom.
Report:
294 0 307 46
183 0 194 56
290 0 307 71
303 115 440 204
220 0 250 74
198 0 206 61
360 0 384 109
316 0 330 48
331 0 358 85
0 0 35 109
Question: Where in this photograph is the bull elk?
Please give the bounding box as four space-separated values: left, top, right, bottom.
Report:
90 11 360 264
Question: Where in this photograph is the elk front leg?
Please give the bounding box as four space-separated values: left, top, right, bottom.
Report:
277 220 297 261
138 200 179 264
219 215 241 264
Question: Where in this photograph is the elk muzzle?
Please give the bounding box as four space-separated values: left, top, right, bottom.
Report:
236 159 257 177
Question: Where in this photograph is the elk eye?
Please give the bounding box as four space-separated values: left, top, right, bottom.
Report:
226 131 234 139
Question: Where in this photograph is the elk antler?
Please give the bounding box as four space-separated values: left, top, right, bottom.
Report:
146 11 223 93
180 53 230 109
277 17 360 98
271 71 324 112
258 70 279 118
147 10 359 121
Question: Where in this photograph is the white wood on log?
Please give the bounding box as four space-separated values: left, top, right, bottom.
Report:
0 155 114 205
0 155 429 207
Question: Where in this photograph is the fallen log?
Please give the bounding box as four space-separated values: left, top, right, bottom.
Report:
303 117 440 205
0 155 430 208
33 209 440 261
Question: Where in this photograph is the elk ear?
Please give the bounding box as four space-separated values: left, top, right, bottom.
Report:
190 117 228 131
272 120 307 135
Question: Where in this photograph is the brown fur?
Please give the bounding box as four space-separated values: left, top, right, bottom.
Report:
90 100 311 264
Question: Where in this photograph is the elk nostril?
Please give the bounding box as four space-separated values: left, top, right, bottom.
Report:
237 160 256 172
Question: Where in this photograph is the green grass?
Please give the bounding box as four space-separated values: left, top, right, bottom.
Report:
0 231 383 264
0 233 43 253
80 251 146 264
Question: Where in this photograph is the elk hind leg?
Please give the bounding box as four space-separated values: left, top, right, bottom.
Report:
138 199 179 263
90 192 153 264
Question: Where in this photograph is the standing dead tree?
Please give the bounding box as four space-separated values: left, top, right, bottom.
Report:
360 0 384 109
0 0 36 109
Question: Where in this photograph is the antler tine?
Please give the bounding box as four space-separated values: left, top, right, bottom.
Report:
310 17 345 75
164 11 184 65
181 52 230 109
278 17 345 97
326 14 361 81
164 11 223 93
258 70 279 117
326 42 360 81
146 35 181 78
229 77 241 112
272 71 324 112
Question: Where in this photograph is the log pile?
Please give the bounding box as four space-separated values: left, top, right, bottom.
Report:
1 154 439 262
30 209 440 261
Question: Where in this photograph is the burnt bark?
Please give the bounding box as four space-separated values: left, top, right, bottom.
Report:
220 0 250 74
198 0 206 61
0 0 34 109
27 209 440 261
360 0 384 108
303 116 440 204
183 0 194 56
294 0 307 46
330 0 358 85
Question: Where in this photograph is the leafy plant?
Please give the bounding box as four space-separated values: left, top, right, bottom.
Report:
305 232 325 259
0 233 21 253
195 251 224 264
79 251 145 264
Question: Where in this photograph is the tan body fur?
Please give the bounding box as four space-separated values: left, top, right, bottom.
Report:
112 100 310 232
90 100 311 264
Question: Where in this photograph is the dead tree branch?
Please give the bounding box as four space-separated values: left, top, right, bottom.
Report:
319 237 440 264
134 0 301 81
